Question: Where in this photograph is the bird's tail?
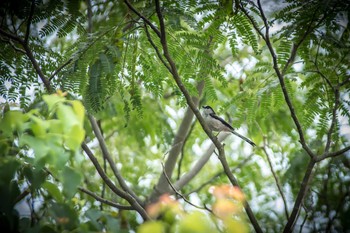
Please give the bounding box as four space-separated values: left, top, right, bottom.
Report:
231 130 256 147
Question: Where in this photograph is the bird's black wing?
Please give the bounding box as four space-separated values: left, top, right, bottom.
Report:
209 113 235 131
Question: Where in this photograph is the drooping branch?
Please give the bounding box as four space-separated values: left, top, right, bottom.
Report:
185 152 253 196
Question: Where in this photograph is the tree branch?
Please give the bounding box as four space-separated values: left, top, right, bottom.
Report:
125 1 263 232
88 115 143 205
24 0 35 44
283 159 316 233
161 163 213 213
324 89 340 154
144 24 171 72
81 142 150 220
149 81 204 202
177 118 196 180
124 0 161 38
174 133 229 191
78 187 134 210
262 145 289 219
316 145 350 162
22 43 52 92
0 28 24 44
49 58 73 81
248 0 316 160
185 152 253 196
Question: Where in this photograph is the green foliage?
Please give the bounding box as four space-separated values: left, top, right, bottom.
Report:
0 0 350 232
0 93 86 232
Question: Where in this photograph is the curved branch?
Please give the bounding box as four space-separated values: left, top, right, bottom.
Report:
88 115 143 205
161 163 212 213
81 142 150 220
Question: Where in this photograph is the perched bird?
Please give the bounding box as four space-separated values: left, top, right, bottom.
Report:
201 105 256 147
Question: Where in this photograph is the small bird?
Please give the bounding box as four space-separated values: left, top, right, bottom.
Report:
201 105 256 147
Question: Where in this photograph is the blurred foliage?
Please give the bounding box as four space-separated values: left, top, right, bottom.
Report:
0 0 349 232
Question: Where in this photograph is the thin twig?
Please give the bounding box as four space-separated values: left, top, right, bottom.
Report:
262 144 289 219
144 23 171 72
161 163 213 213
185 153 253 196
49 58 73 81
177 119 196 180
78 187 134 210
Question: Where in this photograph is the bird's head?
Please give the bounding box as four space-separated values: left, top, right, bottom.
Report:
202 105 216 115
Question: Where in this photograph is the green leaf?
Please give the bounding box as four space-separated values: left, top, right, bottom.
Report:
43 95 65 111
65 124 85 151
42 181 63 202
61 166 81 199
138 221 165 233
178 211 217 233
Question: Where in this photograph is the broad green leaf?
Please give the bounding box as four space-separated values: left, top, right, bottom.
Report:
56 104 79 131
65 124 85 151
43 94 65 111
70 100 85 125
43 181 63 202
0 111 28 136
61 166 81 199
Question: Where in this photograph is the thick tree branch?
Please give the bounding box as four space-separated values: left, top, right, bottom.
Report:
149 82 203 202
78 187 134 210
